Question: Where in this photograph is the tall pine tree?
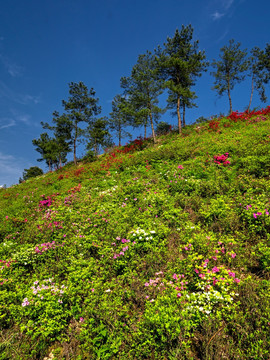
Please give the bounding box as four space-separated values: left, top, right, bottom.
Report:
211 39 248 114
62 82 101 165
158 25 207 134
121 51 164 143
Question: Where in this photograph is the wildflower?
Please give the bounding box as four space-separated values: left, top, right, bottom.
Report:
145 282 150 287
22 298 30 307
231 253 236 258
177 293 181 297
212 266 219 273
79 317 85 322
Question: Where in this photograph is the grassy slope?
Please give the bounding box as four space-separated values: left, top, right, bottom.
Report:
1 110 270 359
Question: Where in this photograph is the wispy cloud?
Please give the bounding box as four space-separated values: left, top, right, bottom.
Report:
222 0 234 10
0 81 41 105
0 54 23 77
0 118 16 130
211 0 234 21
215 29 230 44
0 151 34 187
0 151 26 186
211 11 225 20
0 111 32 130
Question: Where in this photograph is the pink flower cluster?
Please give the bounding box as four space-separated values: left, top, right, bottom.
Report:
39 196 52 208
113 237 136 259
0 259 15 270
35 241 64 254
213 153 230 166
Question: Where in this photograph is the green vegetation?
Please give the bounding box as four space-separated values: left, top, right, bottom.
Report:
29 28 270 174
2 108 270 359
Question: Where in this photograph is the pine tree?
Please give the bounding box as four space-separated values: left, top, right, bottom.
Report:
121 51 164 143
85 117 112 156
211 39 248 114
41 111 72 167
158 25 207 133
109 94 132 147
32 133 59 171
247 47 269 111
62 82 101 165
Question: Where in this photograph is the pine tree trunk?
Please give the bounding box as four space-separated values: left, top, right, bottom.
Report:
144 123 147 139
227 79 233 114
94 138 97 156
177 97 182 134
149 112 156 144
248 76 254 112
183 103 186 127
73 138 77 166
74 123 77 166
119 125 121 147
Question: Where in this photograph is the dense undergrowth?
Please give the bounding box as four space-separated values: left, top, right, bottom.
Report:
1 107 270 359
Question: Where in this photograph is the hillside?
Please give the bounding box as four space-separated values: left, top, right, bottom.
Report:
1 108 270 359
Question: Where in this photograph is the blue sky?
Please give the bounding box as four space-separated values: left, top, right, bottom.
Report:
0 0 269 187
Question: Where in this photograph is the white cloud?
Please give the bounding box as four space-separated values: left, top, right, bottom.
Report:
211 11 225 20
0 54 23 77
0 118 16 130
0 80 41 105
0 151 29 186
222 0 234 10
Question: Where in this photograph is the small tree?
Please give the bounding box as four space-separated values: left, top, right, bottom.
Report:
121 51 165 143
109 94 132 146
155 121 171 135
85 117 112 156
211 39 248 114
20 166 43 183
263 43 270 74
62 82 101 165
32 133 59 171
41 111 72 167
247 47 269 111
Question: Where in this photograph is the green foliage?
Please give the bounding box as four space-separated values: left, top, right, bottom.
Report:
20 167 43 182
158 24 208 132
62 81 101 165
121 50 165 143
211 39 249 114
2 111 270 358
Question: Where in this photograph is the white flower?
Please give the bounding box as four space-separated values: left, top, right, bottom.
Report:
105 289 111 293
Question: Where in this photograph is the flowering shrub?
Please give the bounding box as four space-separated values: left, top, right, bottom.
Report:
1 107 270 358
21 278 69 339
214 152 230 166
